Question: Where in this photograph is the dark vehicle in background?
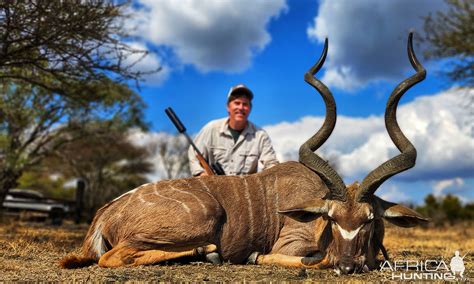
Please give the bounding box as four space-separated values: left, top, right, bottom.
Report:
2 189 71 225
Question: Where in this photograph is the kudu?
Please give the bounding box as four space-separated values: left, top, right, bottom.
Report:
61 33 427 274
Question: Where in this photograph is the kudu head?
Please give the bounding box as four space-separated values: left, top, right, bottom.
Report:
280 33 428 274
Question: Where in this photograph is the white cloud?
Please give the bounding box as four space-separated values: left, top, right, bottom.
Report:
264 115 383 162
433 178 465 197
264 88 474 183
307 0 446 90
129 0 287 73
378 184 411 204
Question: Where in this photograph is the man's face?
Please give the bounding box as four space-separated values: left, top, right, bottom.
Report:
227 96 251 125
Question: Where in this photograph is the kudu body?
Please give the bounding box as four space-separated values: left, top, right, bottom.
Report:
61 33 427 274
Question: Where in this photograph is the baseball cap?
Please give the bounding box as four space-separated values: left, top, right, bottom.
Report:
227 84 254 103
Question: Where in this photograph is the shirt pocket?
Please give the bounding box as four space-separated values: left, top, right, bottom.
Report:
210 146 227 164
238 150 259 174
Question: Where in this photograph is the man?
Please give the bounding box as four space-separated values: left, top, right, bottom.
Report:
188 84 279 176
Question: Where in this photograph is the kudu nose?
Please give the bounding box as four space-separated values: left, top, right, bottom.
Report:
337 259 355 275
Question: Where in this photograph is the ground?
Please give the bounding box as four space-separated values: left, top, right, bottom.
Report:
0 220 472 282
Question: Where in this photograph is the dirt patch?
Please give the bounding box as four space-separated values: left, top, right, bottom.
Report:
0 221 472 282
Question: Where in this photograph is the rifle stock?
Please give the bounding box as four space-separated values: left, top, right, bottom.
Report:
195 152 215 176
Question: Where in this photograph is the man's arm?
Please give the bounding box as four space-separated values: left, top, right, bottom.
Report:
259 130 279 170
188 126 211 176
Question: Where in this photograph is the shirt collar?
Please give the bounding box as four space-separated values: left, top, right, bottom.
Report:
219 118 256 136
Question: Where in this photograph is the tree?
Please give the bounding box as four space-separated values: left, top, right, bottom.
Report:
416 194 445 225
416 194 473 225
441 194 463 223
0 1 158 215
462 202 474 219
45 123 153 221
0 1 155 94
422 0 474 86
0 79 147 214
17 169 73 200
148 134 191 180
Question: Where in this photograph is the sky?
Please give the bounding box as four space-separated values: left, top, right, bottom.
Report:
122 0 473 205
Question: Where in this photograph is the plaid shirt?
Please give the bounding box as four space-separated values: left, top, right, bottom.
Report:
188 118 279 176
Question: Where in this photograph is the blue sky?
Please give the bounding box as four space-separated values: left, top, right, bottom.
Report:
125 0 473 205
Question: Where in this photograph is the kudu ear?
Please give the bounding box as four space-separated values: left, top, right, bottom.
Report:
375 196 429 227
278 199 328 223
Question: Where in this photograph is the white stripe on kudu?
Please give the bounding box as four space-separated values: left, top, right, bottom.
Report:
242 177 255 241
197 178 211 192
154 184 191 213
170 185 208 214
112 185 145 202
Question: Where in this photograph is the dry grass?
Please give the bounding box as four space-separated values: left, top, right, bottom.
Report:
0 220 473 282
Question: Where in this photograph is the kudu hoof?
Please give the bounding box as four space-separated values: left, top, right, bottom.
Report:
246 252 260 264
196 247 206 255
205 252 222 265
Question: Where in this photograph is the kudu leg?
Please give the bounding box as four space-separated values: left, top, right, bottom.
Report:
256 254 331 269
98 244 217 268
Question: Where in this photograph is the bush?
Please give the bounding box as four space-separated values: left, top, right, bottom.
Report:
416 194 474 225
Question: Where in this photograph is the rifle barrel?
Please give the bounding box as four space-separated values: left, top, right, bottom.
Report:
165 107 186 133
165 107 210 168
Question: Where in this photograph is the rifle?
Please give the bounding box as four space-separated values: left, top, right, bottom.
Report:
165 107 225 176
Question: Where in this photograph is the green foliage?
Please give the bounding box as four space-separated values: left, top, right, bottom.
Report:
422 0 474 86
44 122 153 221
0 77 146 170
0 78 148 215
10 120 154 221
416 194 474 224
0 1 157 215
442 194 463 221
17 170 74 200
463 203 474 219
